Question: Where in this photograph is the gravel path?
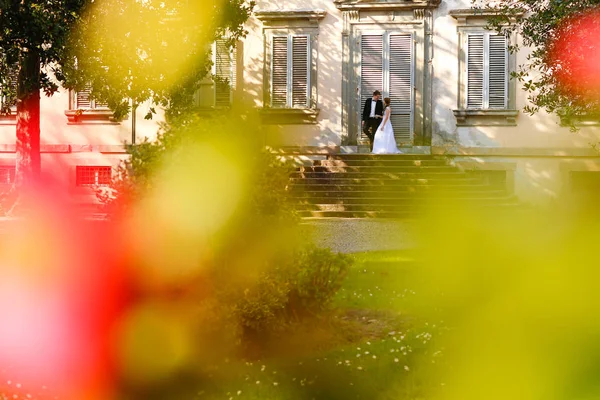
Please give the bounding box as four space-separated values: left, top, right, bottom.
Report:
301 218 417 254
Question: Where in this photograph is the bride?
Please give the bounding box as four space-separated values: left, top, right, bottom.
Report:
372 97 401 154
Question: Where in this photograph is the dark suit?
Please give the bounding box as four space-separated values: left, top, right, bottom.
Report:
362 98 384 150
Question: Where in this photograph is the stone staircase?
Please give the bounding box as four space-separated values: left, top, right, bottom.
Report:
290 153 520 218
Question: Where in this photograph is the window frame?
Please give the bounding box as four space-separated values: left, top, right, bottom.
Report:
75 165 112 187
0 65 18 124
256 10 326 125
465 32 508 110
72 87 110 111
269 34 311 109
451 9 520 126
196 39 237 110
65 87 121 124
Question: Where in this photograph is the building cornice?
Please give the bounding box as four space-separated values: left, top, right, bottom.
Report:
255 10 327 22
449 8 524 20
334 0 441 11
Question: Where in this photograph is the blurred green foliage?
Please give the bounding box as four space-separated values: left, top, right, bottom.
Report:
99 110 352 368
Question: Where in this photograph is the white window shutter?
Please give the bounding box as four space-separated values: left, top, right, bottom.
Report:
271 36 288 107
389 34 413 143
291 35 309 108
467 34 485 109
360 34 383 139
361 34 383 108
488 34 508 109
75 84 108 109
76 85 92 109
214 38 235 107
1 66 18 111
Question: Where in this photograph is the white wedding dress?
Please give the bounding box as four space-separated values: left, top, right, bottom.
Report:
372 107 401 154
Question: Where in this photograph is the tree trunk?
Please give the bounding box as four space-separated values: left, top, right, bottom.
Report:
15 49 41 188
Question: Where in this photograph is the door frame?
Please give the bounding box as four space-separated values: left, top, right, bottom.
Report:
357 30 416 144
338 5 436 146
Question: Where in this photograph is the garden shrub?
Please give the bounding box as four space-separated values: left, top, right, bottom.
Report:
227 246 351 330
99 110 352 354
287 246 352 317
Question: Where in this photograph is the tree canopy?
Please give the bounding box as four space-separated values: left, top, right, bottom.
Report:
0 0 254 194
63 0 254 121
476 0 600 126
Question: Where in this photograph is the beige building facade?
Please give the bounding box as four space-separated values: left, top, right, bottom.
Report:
0 0 598 209
0 87 161 208
240 0 600 205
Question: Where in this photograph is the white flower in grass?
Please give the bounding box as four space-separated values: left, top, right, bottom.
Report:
256 381 260 384
364 351 369 355
261 365 266 372
273 382 279 386
404 366 410 371
357 366 363 371
356 354 361 358
366 341 371 345
237 390 242 395
394 358 399 363
372 355 377 359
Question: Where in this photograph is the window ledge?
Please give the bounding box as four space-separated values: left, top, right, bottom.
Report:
0 114 16 125
559 114 600 127
260 108 320 125
195 106 232 116
453 109 518 126
65 109 124 124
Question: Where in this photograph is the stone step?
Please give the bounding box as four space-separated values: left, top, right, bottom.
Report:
296 197 518 211
317 159 448 167
285 151 519 219
292 190 511 201
298 165 458 173
329 154 440 161
291 171 471 179
298 204 523 219
292 184 499 193
290 177 485 186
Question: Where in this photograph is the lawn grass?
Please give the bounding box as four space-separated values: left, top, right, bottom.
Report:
204 250 446 400
1 250 445 400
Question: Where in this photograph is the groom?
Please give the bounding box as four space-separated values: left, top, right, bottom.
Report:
362 90 384 151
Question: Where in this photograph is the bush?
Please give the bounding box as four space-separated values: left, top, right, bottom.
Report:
287 246 352 317
98 111 352 357
230 246 351 330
